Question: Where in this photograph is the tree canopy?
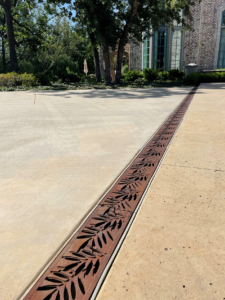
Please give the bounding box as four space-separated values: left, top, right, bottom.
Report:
0 0 200 84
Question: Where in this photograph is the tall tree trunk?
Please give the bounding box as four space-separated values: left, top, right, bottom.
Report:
115 0 138 84
1 14 6 73
115 43 124 84
102 39 111 85
2 37 6 73
89 32 101 83
3 0 18 72
92 46 101 83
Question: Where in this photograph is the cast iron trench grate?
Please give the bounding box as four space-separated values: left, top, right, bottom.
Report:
23 86 198 300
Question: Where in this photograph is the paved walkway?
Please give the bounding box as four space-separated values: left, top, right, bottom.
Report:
0 88 191 300
97 83 225 300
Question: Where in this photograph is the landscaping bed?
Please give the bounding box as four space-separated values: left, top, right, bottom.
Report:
1 69 225 91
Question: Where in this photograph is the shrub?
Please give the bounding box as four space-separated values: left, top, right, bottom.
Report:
122 64 129 74
157 71 170 81
120 73 126 83
0 72 38 87
124 70 143 81
185 71 225 85
143 68 157 81
65 67 81 83
169 69 185 80
34 72 51 85
134 78 145 84
18 61 35 74
219 72 225 81
200 72 222 83
80 74 96 84
184 72 201 85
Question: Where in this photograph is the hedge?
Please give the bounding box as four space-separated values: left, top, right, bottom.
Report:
185 72 225 85
0 72 38 87
143 68 185 82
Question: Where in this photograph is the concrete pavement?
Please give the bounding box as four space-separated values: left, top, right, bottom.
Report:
97 83 225 300
0 87 191 299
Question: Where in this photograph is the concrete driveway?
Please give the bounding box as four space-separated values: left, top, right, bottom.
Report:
0 87 191 299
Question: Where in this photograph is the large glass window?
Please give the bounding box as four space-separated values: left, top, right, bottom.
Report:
171 30 182 69
218 10 225 69
143 34 150 69
153 29 168 70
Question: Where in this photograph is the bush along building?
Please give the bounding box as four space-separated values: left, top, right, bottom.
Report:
130 0 225 72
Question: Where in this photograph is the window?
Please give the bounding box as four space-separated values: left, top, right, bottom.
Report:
153 29 168 70
143 34 150 69
218 10 225 69
171 30 182 69
222 10 225 26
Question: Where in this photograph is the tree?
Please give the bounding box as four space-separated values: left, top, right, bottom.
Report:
0 0 56 72
114 0 199 83
75 22 102 82
73 0 120 84
46 0 120 84
0 0 18 71
0 8 7 72
15 15 95 79
51 0 199 84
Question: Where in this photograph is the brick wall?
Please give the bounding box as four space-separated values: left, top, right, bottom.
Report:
183 1 202 68
183 0 225 70
198 0 224 70
129 37 142 71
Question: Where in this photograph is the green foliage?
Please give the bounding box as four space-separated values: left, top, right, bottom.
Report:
134 77 145 84
157 71 170 81
64 67 81 83
143 68 158 81
169 69 185 80
184 72 225 85
34 72 52 85
124 70 143 82
0 72 38 87
18 61 35 74
183 72 201 85
80 74 97 83
122 64 129 74
200 72 220 83
144 68 185 82
0 6 95 79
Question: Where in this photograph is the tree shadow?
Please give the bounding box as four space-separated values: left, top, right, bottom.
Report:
30 86 200 100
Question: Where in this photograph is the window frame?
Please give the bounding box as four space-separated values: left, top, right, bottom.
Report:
170 28 183 70
217 10 225 69
153 26 168 71
142 32 151 70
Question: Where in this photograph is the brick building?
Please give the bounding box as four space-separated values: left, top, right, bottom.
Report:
130 0 225 72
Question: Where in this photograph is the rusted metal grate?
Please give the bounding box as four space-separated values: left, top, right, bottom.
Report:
23 86 198 300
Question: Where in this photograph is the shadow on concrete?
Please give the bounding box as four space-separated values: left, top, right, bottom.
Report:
26 82 225 101
30 87 199 100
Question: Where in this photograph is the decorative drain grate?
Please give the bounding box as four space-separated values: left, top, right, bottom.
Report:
23 86 198 300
